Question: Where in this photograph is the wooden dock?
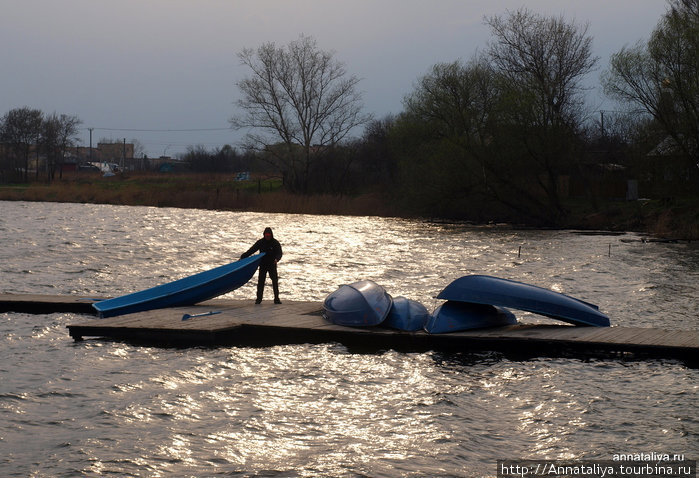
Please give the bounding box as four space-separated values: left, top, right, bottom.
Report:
2 294 697 364
0 293 103 315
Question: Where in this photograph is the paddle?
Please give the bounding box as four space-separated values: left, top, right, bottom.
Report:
181 311 221 321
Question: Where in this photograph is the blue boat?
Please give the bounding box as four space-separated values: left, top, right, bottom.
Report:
323 280 393 326
384 296 431 331
93 254 265 318
436 275 610 327
425 301 517 333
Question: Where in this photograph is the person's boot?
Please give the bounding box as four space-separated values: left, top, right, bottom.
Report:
255 297 262 304
274 297 281 304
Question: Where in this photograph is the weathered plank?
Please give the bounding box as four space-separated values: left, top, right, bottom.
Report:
1 294 696 363
64 300 697 363
0 293 104 314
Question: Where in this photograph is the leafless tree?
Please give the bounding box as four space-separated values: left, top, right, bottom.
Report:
486 8 598 128
41 113 82 180
0 107 43 182
485 8 599 219
231 35 371 192
603 0 698 186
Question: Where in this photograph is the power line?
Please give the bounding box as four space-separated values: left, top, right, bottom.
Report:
86 127 231 132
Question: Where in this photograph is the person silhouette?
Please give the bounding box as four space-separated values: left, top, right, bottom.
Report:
240 227 283 304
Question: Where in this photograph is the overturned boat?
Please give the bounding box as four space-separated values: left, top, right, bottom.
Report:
93 254 265 318
384 296 431 331
437 275 610 327
323 280 393 326
425 301 517 333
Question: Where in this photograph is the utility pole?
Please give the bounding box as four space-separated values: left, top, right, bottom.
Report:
88 127 93 163
600 111 605 137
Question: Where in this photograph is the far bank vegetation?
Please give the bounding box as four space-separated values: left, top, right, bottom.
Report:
1 3 697 238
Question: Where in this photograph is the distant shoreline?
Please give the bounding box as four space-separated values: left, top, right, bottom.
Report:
1 174 696 240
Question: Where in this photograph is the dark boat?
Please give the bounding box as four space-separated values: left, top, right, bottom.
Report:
323 280 393 326
93 254 265 318
425 301 517 333
436 275 610 327
384 296 431 331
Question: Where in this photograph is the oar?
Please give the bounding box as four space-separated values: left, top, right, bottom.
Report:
182 311 221 321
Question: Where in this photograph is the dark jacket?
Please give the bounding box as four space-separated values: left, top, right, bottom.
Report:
240 228 282 267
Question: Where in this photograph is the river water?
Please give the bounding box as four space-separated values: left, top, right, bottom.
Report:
0 200 697 477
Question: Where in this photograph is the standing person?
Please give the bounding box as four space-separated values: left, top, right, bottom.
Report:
240 227 283 304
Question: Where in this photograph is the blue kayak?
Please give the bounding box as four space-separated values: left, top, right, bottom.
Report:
436 275 610 327
425 301 517 333
93 254 265 318
323 280 393 326
384 296 431 331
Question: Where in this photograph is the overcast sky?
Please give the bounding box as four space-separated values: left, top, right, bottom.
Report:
2 0 669 158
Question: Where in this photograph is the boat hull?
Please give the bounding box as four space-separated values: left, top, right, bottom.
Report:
436 275 610 327
93 254 265 318
384 296 431 331
425 301 517 333
323 280 392 326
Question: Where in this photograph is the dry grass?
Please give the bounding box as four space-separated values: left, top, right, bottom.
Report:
647 207 699 240
2 173 697 238
0 173 397 217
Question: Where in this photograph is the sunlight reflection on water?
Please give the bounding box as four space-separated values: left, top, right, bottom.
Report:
2 201 698 329
1 201 698 477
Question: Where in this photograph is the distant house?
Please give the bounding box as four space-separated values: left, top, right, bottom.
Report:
66 143 133 164
646 135 698 196
569 143 637 200
97 142 134 164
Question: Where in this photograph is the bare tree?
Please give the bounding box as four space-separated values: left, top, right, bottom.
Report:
41 113 82 180
0 107 43 182
231 35 371 192
132 139 146 160
486 9 598 127
485 8 598 220
603 0 698 187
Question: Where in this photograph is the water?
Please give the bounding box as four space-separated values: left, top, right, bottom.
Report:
1 201 697 477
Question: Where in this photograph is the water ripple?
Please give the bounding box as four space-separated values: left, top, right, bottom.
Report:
1 201 698 476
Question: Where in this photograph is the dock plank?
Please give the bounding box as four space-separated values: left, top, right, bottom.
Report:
64 302 697 362
1 294 696 363
0 293 104 314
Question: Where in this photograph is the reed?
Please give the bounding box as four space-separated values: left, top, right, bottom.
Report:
1 173 696 238
0 173 397 217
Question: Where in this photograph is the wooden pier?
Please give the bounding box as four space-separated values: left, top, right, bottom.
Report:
2 294 697 364
0 293 103 315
